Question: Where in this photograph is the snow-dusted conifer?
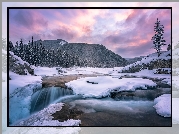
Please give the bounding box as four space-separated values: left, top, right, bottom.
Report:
151 18 166 57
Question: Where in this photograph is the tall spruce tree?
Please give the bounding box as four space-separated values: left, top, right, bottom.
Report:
151 18 166 57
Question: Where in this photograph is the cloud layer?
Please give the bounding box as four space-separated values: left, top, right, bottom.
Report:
9 8 171 58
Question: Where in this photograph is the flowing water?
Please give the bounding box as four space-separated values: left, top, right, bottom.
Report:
11 86 171 126
30 87 73 113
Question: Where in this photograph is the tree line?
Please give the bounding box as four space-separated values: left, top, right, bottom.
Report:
9 37 80 68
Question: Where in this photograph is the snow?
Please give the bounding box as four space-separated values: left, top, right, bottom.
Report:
9 51 30 66
62 67 116 75
161 78 171 86
59 40 67 46
153 94 171 117
120 69 171 80
9 72 42 94
121 50 171 71
172 98 179 124
34 67 59 76
14 103 81 126
65 76 156 98
34 66 122 76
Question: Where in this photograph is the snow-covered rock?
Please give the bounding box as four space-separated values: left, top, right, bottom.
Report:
153 94 171 117
13 103 81 126
65 76 157 98
9 51 34 75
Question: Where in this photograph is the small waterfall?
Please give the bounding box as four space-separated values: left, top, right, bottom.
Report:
30 87 73 113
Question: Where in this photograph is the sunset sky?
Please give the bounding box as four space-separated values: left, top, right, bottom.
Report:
2 2 176 58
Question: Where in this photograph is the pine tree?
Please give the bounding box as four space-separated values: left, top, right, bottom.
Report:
151 18 166 57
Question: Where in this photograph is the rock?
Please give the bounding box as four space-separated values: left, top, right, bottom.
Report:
51 104 83 122
111 88 171 101
86 81 98 84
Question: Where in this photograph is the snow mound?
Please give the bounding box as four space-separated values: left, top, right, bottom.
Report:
10 127 81 134
172 98 179 124
65 76 157 98
14 103 81 126
153 94 171 117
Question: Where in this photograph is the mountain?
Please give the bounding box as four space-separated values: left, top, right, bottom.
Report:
33 39 127 68
59 43 127 67
34 39 68 50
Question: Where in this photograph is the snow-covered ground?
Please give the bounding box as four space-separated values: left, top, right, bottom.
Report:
14 103 81 126
65 76 156 98
34 66 123 76
153 94 171 117
34 67 59 76
121 50 171 72
6 65 173 128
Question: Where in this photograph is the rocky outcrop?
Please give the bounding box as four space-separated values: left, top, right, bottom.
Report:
9 51 34 75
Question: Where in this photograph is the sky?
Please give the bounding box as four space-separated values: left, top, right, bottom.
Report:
2 2 177 58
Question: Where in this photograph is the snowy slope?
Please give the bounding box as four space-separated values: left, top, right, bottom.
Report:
121 50 171 73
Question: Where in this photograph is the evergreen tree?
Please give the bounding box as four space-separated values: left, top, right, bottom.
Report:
151 18 167 57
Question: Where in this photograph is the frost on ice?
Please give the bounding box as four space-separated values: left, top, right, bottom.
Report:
153 94 171 117
65 76 157 98
14 103 81 126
